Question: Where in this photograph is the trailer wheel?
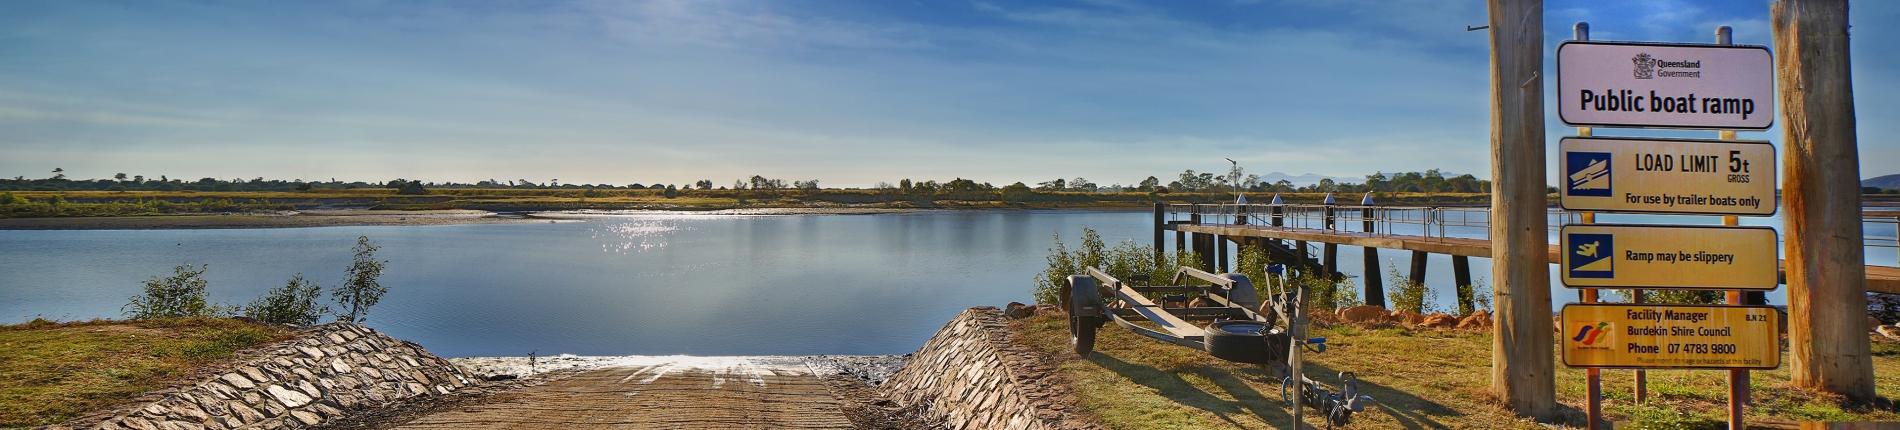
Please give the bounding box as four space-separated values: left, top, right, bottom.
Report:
1067 276 1105 357
1203 320 1273 364
1070 318 1099 356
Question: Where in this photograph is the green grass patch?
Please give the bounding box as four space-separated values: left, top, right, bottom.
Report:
0 318 292 428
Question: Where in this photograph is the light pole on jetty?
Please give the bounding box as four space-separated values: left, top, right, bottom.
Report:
1772 0 1876 402
1485 0 1557 420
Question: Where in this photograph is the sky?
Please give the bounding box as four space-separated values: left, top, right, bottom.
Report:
1 0 1895 188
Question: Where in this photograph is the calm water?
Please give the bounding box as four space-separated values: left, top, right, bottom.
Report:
1 210 1893 357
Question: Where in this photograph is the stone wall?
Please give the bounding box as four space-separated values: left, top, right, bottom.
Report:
57 323 473 430
882 307 1092 430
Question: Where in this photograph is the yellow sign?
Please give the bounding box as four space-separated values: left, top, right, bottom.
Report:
1560 224 1779 290
1560 137 1776 215
1562 304 1781 369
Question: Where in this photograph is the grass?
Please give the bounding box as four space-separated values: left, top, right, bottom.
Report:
1013 313 1900 429
0 318 294 428
0 189 1491 218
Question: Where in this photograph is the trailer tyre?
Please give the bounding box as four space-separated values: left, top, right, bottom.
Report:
1203 320 1273 364
1067 276 1105 357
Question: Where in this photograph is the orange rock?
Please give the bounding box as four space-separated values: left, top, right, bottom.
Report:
1457 311 1492 330
1420 313 1458 329
1388 310 1425 326
1338 305 1388 324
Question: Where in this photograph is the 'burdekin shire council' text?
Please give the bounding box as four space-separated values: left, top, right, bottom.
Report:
1579 89 1757 120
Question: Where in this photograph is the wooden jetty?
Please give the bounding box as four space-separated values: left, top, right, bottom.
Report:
1154 202 1900 298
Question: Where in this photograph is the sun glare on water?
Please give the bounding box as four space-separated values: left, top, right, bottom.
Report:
590 220 688 254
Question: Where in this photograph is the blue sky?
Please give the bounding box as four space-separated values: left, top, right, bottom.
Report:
2 0 1895 187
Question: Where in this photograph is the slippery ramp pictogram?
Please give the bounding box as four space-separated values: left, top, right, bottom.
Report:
393 357 856 429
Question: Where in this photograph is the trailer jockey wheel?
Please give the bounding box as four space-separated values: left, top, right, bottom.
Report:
1066 275 1104 357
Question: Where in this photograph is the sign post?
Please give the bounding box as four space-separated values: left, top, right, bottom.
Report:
1557 22 1779 430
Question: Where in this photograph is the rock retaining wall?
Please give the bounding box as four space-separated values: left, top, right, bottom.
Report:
57 323 473 430
882 307 1091 430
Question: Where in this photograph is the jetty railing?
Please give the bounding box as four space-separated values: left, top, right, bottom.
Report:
1164 203 1571 240
1170 203 1898 254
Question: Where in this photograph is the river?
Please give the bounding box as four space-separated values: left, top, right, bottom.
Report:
1 209 1893 357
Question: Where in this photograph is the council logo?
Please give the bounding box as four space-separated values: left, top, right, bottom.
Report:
1567 233 1615 279
1566 151 1612 197
1632 52 1656 79
1571 322 1611 346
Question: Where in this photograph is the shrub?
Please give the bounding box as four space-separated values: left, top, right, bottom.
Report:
1454 279 1494 316
1033 227 1200 306
1307 275 1361 311
1642 289 1725 305
1386 265 1436 314
1235 244 1271 287
333 236 389 322
1102 240 1157 285
1031 233 1076 306
124 264 221 319
243 273 329 326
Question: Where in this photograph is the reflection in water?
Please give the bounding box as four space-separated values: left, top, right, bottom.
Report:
591 220 687 254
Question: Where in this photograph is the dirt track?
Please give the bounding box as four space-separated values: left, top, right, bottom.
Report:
391 364 855 429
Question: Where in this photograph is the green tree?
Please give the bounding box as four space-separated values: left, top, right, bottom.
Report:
333 236 389 323
244 273 329 325
1001 182 1034 203
124 264 216 319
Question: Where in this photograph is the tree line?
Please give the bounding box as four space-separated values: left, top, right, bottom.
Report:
1 167 1488 195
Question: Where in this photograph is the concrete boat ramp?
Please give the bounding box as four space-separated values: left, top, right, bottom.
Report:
389 356 901 429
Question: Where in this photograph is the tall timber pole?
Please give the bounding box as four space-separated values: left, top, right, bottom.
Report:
1772 0 1876 402
1486 0 1556 419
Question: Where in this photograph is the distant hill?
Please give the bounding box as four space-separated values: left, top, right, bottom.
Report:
1865 174 1900 190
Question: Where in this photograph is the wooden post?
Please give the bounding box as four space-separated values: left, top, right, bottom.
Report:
1773 0 1877 402
1323 243 1338 281
1711 25 1753 427
1362 205 1385 308
1453 255 1474 313
1409 250 1429 288
1486 0 1556 418
1154 203 1166 268
1218 234 1229 273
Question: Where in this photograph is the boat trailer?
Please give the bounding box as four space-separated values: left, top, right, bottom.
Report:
1065 264 1372 427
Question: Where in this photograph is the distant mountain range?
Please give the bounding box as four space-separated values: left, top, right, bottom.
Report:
1865 174 1900 190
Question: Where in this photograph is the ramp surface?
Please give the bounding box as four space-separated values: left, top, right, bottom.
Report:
393 358 854 429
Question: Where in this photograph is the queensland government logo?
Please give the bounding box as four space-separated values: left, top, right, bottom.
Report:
1632 53 1656 79
1567 233 1615 279
1572 322 1612 348
1566 151 1612 197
